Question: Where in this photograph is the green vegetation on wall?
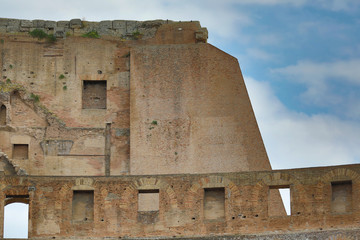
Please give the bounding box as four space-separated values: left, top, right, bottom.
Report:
82 30 100 38
29 29 56 43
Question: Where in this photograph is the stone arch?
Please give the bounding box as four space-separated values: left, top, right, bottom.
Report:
2 186 30 205
321 168 360 213
59 183 72 197
185 175 241 208
184 175 241 222
119 177 179 212
253 172 307 217
0 104 6 125
117 177 180 230
253 172 305 199
4 195 29 206
58 183 72 219
134 177 178 209
321 168 360 183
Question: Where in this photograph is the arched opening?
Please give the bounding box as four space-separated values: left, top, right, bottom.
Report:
0 104 6 125
3 196 29 239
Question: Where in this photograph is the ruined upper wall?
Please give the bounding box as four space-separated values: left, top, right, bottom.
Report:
0 18 208 41
0 164 359 239
0 18 208 176
0 18 268 177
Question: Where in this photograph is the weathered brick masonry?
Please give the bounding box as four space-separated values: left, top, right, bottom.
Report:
0 165 359 239
0 18 359 239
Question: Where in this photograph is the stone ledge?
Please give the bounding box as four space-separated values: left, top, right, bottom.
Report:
9 229 360 239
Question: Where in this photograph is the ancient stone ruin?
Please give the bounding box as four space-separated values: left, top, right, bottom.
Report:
0 18 359 239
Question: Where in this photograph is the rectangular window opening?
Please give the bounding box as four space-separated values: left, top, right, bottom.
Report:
82 80 107 109
12 144 29 160
269 186 291 216
204 188 225 220
138 189 159 212
3 195 29 239
0 104 6 125
331 181 352 214
72 190 94 222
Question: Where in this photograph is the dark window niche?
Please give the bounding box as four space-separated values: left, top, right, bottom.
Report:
72 191 94 222
331 181 352 214
12 144 29 160
204 188 225 220
137 189 159 224
82 80 107 109
0 104 6 125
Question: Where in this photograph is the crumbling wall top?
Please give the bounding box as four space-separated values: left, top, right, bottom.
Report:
0 18 208 41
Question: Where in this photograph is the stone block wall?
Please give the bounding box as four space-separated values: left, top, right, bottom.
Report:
0 18 208 41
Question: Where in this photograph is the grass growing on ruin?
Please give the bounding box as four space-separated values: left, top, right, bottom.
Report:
82 30 100 38
0 80 25 93
29 29 47 39
30 93 40 103
47 34 56 43
132 31 142 40
59 74 65 79
29 29 56 43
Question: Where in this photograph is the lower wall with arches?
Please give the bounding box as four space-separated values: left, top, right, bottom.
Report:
0 164 360 239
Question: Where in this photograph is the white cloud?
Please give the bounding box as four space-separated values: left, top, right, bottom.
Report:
226 0 307 6
274 59 360 86
313 0 360 12
270 59 360 111
245 76 360 170
247 48 274 61
257 33 281 46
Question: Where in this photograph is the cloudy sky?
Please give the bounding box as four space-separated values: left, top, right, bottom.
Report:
1 0 360 237
1 0 359 170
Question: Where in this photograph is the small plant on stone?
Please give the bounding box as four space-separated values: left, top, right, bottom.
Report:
59 74 65 79
6 79 11 84
47 34 56 43
63 85 67 90
30 93 40 102
0 39 4 44
151 120 158 125
132 31 142 40
9 64 13 69
82 30 100 38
